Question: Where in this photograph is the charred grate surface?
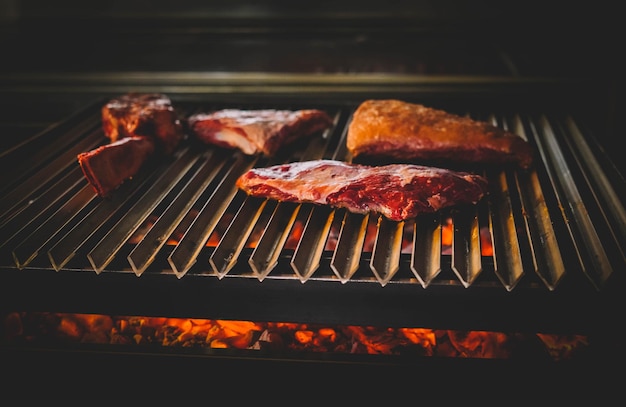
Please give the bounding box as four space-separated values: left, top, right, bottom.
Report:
0 97 624 293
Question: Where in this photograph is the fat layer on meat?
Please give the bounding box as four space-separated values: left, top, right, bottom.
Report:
189 108 333 156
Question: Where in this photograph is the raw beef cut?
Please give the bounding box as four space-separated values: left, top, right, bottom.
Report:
102 92 184 154
79 93 184 198
347 99 533 169
78 136 156 198
236 159 488 221
188 108 333 156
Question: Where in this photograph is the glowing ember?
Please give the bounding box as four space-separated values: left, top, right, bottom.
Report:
3 312 588 361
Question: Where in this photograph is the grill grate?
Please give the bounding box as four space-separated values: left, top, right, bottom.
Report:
1 98 624 292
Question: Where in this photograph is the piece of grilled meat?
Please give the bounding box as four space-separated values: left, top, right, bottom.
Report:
79 93 184 198
78 136 156 198
188 108 333 156
347 99 533 170
102 92 184 155
236 159 488 221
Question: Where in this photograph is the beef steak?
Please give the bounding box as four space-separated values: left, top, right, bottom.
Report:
236 159 489 221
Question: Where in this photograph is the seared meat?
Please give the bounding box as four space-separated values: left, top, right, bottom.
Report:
78 136 156 198
188 108 333 156
347 99 533 169
236 159 488 221
102 93 184 155
79 93 183 198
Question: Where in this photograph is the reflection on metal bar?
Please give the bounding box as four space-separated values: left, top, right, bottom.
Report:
248 201 300 280
210 195 267 278
534 115 612 289
168 153 257 278
451 209 482 287
565 117 626 247
128 151 227 276
0 166 86 249
370 216 404 286
46 169 155 271
410 213 442 288
291 205 335 282
487 169 525 291
516 169 564 290
0 129 101 222
13 185 96 269
330 210 369 283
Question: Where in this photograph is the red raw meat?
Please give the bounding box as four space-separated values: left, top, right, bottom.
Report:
78 136 156 197
102 92 184 155
79 93 184 198
236 159 489 221
188 108 333 156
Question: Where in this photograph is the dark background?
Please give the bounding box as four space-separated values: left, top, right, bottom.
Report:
0 0 622 186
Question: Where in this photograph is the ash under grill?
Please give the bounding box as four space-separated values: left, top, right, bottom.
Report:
0 98 624 294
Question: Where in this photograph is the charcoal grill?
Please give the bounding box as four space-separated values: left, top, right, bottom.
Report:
0 0 624 395
1 93 624 326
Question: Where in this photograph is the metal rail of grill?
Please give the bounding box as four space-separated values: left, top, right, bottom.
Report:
1 98 624 292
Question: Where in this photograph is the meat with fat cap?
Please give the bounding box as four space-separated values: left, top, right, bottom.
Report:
189 108 333 156
236 159 489 221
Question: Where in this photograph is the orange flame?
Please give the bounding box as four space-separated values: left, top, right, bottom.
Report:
3 312 589 361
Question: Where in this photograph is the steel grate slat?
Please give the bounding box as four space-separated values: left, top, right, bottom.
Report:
167 153 257 278
209 195 267 278
290 205 336 282
369 215 404 286
12 185 96 269
451 208 482 287
410 213 442 288
46 160 160 271
128 150 229 276
0 166 86 248
487 169 525 291
0 128 102 223
248 201 300 280
531 115 612 289
0 114 101 197
564 117 626 250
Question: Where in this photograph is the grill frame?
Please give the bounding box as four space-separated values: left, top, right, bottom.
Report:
0 92 623 342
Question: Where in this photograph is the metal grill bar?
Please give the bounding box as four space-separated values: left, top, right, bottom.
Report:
410 213 442 287
210 195 267 278
451 208 482 287
45 172 150 271
487 169 525 291
1 166 86 249
248 201 300 279
167 153 257 278
128 150 228 276
370 216 404 286
291 205 335 281
531 115 613 289
0 113 101 196
12 185 96 269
